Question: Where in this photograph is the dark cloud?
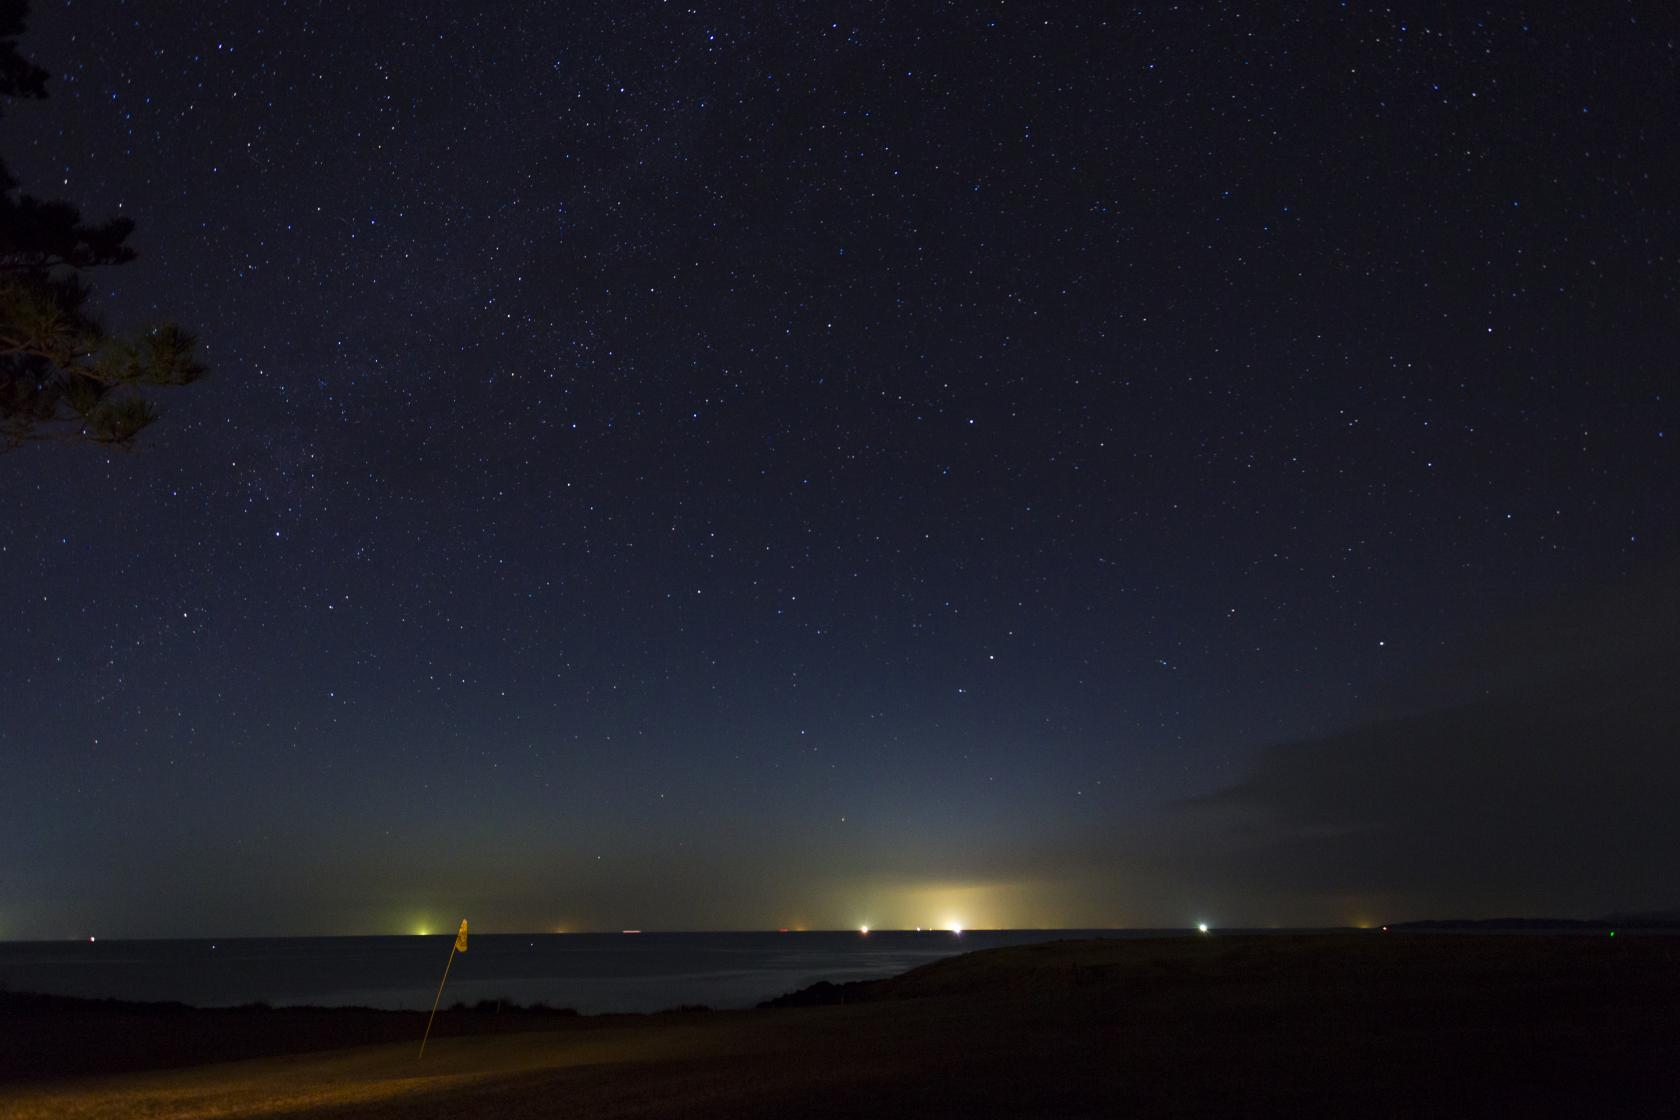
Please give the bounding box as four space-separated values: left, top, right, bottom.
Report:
1160 564 1680 921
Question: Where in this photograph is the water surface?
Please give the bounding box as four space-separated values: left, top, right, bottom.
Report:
0 929 1176 1012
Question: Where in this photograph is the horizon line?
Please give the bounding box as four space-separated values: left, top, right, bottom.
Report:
1 924 1401 944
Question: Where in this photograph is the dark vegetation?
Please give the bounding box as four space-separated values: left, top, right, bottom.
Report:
0 0 205 450
0 990 602 1084
744 933 1680 1117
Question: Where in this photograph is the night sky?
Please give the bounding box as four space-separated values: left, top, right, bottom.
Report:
2 3 1675 939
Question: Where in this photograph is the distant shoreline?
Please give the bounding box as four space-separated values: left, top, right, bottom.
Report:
6 916 1677 944
1391 916 1680 931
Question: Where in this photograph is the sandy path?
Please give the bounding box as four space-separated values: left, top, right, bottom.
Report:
0 1018 755 1120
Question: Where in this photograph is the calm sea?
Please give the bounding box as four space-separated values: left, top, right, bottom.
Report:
0 930 1175 1013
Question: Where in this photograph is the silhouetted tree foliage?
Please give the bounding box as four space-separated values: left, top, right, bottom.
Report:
0 0 204 450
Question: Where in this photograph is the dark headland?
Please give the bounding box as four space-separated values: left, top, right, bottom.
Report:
4 933 1677 1118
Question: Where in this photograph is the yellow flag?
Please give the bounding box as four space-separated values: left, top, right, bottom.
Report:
454 919 468 952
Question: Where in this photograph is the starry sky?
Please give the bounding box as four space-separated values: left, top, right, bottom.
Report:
2 2 1675 938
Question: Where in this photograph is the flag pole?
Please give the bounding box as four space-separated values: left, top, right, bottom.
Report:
414 947 450 1061
419 919 468 1059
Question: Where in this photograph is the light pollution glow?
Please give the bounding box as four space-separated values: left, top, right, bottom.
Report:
41 881 1420 941
402 879 1055 937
